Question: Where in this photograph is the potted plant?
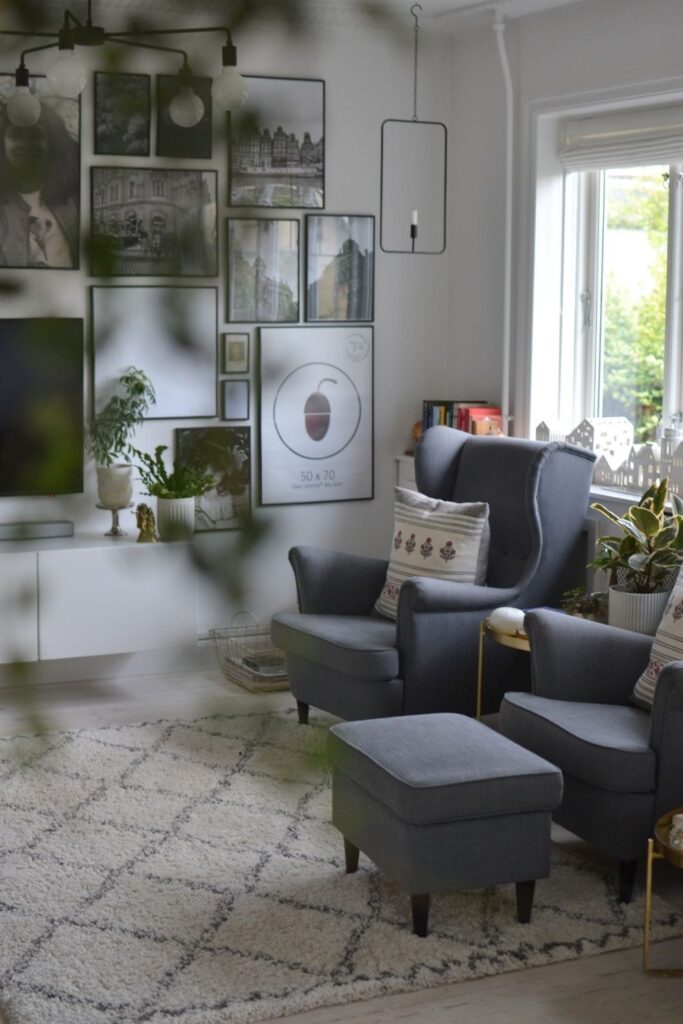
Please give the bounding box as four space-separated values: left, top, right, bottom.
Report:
89 367 156 508
131 444 214 541
560 586 608 622
590 478 683 634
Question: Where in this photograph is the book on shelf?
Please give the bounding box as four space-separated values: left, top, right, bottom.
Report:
422 399 489 433
467 406 503 435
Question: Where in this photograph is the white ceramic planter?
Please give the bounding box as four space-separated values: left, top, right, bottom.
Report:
96 464 133 508
608 585 670 636
156 497 195 542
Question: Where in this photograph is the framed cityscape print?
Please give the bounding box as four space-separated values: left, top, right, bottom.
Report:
157 74 211 159
0 74 80 269
259 326 373 506
90 167 217 277
175 425 251 531
227 218 299 322
94 72 150 156
221 332 249 373
221 379 249 420
306 214 375 322
228 76 324 209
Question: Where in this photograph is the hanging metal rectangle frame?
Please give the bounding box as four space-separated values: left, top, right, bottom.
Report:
379 118 447 255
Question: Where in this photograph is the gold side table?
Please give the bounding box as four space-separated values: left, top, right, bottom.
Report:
644 808 683 975
476 618 530 720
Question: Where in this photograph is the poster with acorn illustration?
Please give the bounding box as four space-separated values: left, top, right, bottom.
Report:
259 326 373 505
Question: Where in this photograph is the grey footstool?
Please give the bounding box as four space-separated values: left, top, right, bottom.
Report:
328 713 563 936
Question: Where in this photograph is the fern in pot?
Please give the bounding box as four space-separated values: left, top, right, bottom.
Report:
590 478 683 634
89 367 156 508
131 444 214 541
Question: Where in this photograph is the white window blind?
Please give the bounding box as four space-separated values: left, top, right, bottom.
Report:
559 104 683 171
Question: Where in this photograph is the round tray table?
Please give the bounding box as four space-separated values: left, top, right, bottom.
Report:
644 807 683 975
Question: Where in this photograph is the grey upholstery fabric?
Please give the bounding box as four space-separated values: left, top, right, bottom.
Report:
328 713 562 825
273 427 596 720
271 614 398 680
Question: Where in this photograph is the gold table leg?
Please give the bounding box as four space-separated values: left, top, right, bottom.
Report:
643 837 683 975
476 621 485 721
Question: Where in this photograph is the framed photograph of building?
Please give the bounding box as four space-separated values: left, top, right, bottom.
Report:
259 326 373 505
94 72 150 156
90 167 217 277
227 218 299 322
221 379 250 421
306 214 375 322
221 332 249 373
228 76 324 209
156 74 211 159
0 74 80 269
175 425 251 531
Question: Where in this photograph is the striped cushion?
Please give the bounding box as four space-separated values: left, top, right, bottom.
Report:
373 487 490 620
633 564 683 709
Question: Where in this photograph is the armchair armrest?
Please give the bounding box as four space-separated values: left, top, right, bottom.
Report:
525 609 652 704
396 576 520 619
650 661 683 819
288 545 388 615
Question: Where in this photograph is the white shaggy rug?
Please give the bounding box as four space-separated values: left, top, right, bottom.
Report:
1 710 682 1024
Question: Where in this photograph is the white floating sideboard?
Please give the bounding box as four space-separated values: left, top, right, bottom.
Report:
0 534 198 665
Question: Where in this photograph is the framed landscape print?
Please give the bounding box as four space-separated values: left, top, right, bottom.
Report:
227 218 299 322
221 379 249 421
228 76 324 209
90 167 217 277
92 286 217 419
259 326 373 506
306 214 375 322
0 74 80 269
94 72 150 156
175 425 251 532
157 74 211 159
221 332 249 373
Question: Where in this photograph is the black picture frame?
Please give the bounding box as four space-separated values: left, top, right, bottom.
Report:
90 167 218 277
221 332 250 373
156 74 212 159
221 379 250 421
0 73 81 270
94 71 151 157
305 214 375 322
228 75 325 209
175 425 251 532
227 218 299 323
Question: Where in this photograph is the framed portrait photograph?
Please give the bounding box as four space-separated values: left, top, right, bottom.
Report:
229 76 324 209
306 214 375 322
227 218 299 323
175 425 251 531
221 332 249 373
0 74 80 269
259 326 373 506
90 167 217 277
221 379 250 421
156 74 211 159
92 285 217 419
94 72 150 156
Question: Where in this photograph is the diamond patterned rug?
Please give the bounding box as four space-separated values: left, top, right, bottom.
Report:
1 710 682 1024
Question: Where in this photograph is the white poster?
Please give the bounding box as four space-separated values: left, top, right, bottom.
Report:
260 326 373 505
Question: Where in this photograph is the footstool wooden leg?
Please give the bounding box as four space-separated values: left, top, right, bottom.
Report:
344 837 359 873
411 894 430 937
296 700 309 725
515 879 536 923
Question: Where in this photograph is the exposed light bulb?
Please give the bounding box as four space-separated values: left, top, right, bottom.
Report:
168 86 204 128
6 86 41 127
47 50 87 98
211 67 248 111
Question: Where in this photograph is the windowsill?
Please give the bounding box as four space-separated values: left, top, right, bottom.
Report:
589 483 640 509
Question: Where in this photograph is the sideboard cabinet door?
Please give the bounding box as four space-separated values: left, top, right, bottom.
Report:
0 552 38 664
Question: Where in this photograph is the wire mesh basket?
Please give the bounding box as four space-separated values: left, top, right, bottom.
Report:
209 613 289 693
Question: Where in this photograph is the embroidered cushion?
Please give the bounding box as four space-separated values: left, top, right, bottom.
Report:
632 564 683 709
373 487 490 621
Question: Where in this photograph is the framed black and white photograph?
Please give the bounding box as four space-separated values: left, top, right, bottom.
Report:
229 76 324 209
227 218 299 322
259 326 373 505
94 72 150 156
306 215 375 322
90 167 217 277
156 74 211 159
175 425 251 531
92 286 217 419
221 332 249 373
0 74 80 269
221 379 250 421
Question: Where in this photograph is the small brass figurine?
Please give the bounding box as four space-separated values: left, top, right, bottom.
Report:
135 502 158 543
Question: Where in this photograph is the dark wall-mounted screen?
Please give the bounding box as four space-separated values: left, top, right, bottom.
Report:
0 318 84 497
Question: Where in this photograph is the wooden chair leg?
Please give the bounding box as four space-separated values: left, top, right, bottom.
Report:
410 894 430 937
618 859 638 903
515 879 536 923
344 837 359 874
296 700 309 725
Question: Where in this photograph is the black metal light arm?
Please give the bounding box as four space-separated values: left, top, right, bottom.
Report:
105 37 190 66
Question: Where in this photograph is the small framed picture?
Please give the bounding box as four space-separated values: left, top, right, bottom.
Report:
94 71 150 156
227 218 299 323
157 74 212 159
221 379 250 421
221 332 249 374
306 214 375 322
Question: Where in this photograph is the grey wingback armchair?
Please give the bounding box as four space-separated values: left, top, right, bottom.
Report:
500 609 683 902
272 426 596 722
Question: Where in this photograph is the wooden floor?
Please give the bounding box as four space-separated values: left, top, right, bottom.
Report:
1 668 682 1024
